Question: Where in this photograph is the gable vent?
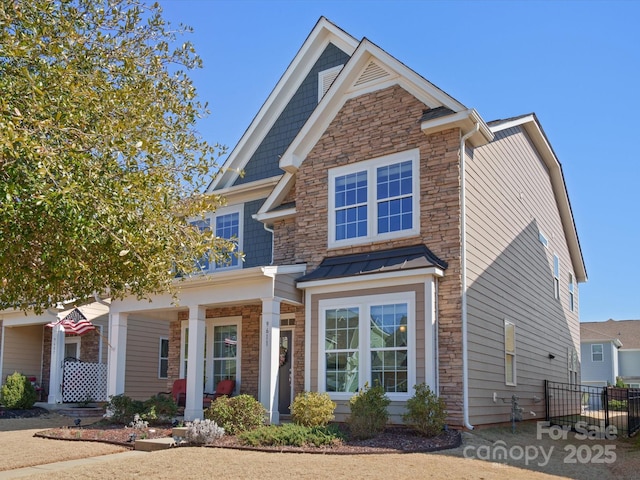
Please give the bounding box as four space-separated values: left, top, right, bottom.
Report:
354 60 391 87
318 65 343 102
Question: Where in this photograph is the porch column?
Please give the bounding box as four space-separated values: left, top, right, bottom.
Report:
184 305 206 421
259 298 280 424
424 276 437 391
47 323 65 404
107 312 128 398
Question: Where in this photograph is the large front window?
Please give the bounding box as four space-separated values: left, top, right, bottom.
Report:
180 317 241 394
329 150 419 247
320 292 414 400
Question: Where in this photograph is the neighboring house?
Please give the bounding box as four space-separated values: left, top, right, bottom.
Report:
107 17 586 428
581 320 640 388
0 302 111 402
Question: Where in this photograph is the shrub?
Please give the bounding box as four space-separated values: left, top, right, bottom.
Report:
104 394 144 424
185 419 225 445
402 383 447 437
608 399 628 411
238 423 344 447
205 394 265 435
347 382 390 439
0 372 37 409
143 394 178 423
291 391 336 427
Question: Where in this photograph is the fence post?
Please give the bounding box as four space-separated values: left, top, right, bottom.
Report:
603 386 609 429
545 379 550 422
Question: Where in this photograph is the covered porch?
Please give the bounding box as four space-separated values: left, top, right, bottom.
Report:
107 265 305 423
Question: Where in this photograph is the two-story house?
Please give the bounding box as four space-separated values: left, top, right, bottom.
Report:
581 319 640 388
106 17 586 428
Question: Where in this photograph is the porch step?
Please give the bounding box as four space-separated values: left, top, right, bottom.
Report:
56 406 104 418
135 437 178 451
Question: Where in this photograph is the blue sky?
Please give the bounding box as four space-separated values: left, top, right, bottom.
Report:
156 0 639 323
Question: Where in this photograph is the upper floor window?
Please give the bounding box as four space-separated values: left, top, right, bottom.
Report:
568 273 575 312
191 205 243 273
328 149 420 248
591 344 603 362
553 254 560 299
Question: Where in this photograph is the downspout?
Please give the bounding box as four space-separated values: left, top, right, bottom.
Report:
461 123 479 430
263 224 275 265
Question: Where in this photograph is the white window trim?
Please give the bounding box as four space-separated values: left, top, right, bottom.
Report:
318 65 343 102
504 319 516 386
328 149 420 248
190 204 244 273
568 273 575 312
318 291 416 402
64 336 81 360
553 254 560 300
158 337 169 379
591 344 604 363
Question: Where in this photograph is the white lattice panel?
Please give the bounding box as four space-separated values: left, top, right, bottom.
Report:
62 361 108 402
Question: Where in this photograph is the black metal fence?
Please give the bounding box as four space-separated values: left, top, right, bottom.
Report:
545 380 640 437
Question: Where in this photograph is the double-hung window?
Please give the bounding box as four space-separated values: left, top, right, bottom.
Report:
190 205 243 273
328 149 420 247
320 292 415 400
158 337 169 379
591 344 603 362
568 273 575 312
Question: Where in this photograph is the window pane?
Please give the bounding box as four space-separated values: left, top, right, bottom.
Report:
505 323 515 352
191 218 211 271
212 325 237 384
376 161 412 234
370 303 408 393
215 212 240 268
506 353 514 383
325 352 359 392
160 359 168 378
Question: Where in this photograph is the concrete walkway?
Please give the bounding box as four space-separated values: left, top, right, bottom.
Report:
0 451 146 479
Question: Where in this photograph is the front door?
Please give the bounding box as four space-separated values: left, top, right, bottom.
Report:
278 330 292 415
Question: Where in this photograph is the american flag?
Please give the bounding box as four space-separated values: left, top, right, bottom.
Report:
46 308 95 335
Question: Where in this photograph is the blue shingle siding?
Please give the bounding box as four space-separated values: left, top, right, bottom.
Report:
243 199 272 267
234 43 351 185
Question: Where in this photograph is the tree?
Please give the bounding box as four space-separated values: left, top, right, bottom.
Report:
0 0 231 312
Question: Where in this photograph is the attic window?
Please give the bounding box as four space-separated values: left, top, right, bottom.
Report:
318 65 342 102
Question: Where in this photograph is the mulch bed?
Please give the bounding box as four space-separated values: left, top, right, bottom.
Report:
0 406 50 419
9 408 461 454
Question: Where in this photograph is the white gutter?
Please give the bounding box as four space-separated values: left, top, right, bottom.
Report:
461 123 480 430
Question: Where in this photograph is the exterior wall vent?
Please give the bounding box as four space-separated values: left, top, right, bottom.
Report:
354 60 391 87
318 65 343 102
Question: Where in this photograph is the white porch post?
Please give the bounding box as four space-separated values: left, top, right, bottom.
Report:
184 305 206 421
47 323 65 404
259 298 280 424
424 277 437 391
107 312 128 398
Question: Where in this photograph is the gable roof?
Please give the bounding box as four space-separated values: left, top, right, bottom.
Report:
207 17 359 192
489 114 587 283
581 319 640 349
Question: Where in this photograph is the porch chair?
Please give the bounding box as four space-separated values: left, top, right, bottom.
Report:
160 378 221 409
209 379 236 401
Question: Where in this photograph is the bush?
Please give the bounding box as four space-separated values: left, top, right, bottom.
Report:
347 382 390 439
291 391 336 427
238 423 344 447
185 419 225 445
104 394 144 424
143 394 178 423
0 372 37 409
402 383 447 437
205 394 265 435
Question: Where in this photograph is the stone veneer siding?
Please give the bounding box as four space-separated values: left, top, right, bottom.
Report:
281 84 465 426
